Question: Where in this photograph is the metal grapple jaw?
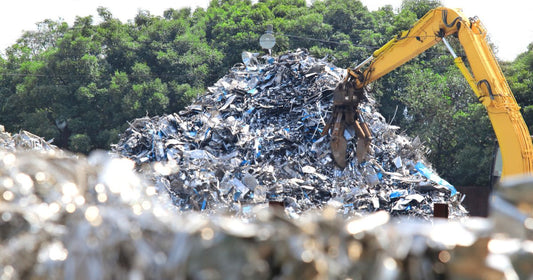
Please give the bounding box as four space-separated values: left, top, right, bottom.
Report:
323 78 372 168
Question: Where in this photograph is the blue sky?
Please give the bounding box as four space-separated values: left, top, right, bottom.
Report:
2 0 531 61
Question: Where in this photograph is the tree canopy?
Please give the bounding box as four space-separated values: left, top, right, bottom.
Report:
1 0 532 186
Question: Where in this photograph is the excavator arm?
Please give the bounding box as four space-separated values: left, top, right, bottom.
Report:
328 7 533 178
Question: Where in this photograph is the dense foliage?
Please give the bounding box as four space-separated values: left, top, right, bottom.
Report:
1 0 531 186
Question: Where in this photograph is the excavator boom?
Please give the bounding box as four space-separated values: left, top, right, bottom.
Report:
328 7 533 178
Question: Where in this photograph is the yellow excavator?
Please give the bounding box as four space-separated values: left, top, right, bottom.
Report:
326 6 533 182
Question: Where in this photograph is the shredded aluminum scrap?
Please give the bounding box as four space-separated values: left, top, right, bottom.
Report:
0 147 531 279
114 49 467 219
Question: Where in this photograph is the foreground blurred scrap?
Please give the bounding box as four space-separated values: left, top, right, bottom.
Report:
1 147 532 279
114 49 466 218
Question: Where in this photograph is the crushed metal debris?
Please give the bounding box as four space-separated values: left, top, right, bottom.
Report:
114 49 466 219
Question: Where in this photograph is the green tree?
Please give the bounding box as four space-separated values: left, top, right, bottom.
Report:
506 43 533 132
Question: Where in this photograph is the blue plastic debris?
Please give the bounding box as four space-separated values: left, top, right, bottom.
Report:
245 107 255 115
301 113 312 121
415 162 457 196
234 191 242 201
302 189 309 199
390 190 407 199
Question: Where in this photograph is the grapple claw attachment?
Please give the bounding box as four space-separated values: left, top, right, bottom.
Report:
331 113 347 168
325 78 372 167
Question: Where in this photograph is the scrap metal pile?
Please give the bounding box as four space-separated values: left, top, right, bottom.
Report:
114 49 466 219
